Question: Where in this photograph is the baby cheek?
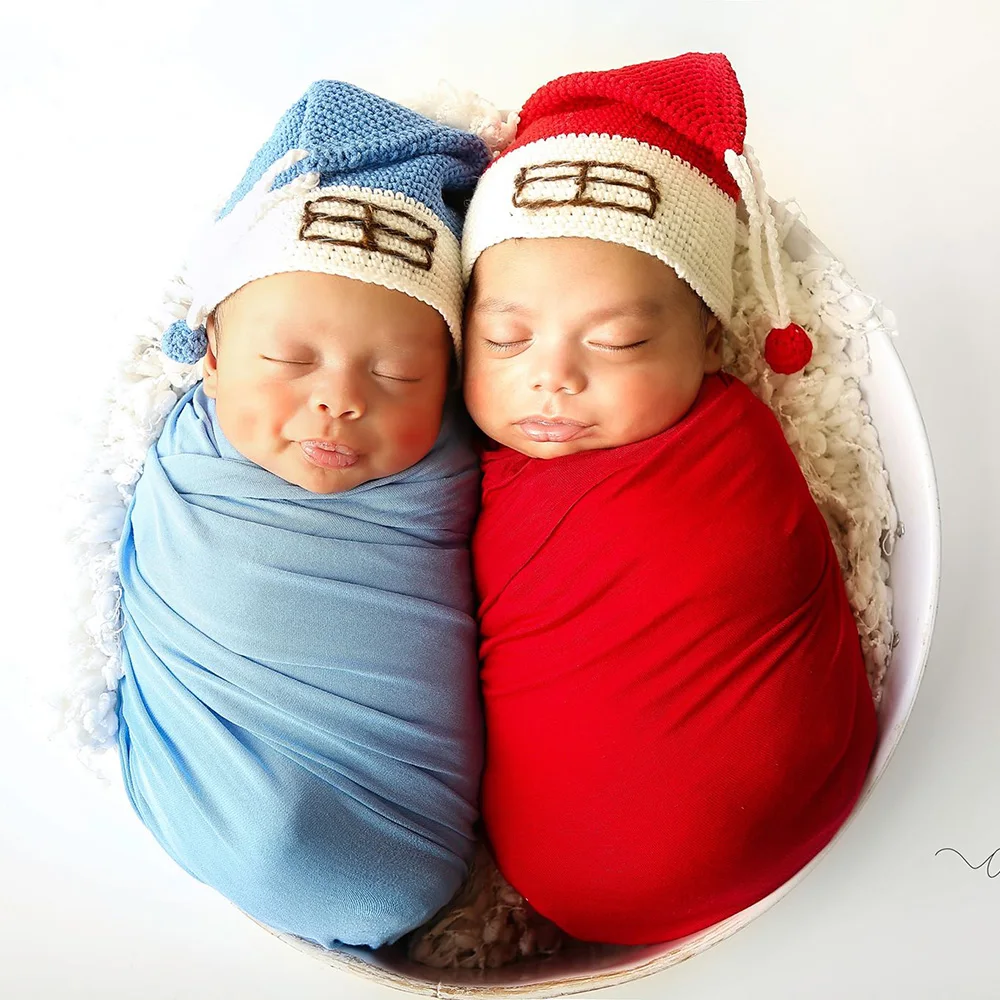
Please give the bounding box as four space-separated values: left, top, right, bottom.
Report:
387 400 444 456
231 381 300 444
400 396 444 448
621 369 700 433
363 413 428 477
463 365 507 429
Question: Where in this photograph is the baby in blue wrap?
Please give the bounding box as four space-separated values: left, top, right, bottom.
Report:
116 82 491 949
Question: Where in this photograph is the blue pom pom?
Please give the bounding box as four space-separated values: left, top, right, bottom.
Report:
162 320 208 363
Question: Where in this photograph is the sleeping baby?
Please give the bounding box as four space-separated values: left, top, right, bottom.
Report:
460 54 879 944
115 81 490 949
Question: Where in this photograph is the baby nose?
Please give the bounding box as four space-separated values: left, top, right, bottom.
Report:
531 349 586 395
310 371 366 419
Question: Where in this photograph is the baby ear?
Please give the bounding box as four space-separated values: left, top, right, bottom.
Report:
202 313 220 398
703 312 724 374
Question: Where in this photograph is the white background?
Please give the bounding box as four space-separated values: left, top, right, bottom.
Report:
2 1 998 997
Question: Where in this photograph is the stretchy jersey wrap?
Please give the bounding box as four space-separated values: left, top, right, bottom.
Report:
474 373 878 944
117 383 483 948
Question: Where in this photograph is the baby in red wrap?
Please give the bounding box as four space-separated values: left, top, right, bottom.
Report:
458 53 879 945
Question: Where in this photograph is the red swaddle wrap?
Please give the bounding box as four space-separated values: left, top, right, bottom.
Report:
474 373 878 945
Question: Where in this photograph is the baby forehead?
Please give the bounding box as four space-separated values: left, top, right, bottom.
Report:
471 292 667 326
249 314 438 349
469 237 694 308
467 277 696 333
221 271 448 347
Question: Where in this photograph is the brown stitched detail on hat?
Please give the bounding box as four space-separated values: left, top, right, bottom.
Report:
299 196 437 271
512 160 660 218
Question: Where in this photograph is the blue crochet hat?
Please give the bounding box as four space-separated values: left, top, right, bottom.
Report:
162 81 491 364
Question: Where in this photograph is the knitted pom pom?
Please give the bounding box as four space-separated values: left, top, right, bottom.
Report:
403 82 519 157
161 319 208 364
764 322 813 374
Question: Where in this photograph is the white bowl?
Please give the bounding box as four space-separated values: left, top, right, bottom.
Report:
272 212 941 998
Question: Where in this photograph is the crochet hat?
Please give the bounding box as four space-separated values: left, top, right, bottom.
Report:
461 54 813 374
162 81 491 364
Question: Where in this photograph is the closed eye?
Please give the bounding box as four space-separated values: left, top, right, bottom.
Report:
373 371 422 383
589 340 649 352
260 355 312 365
483 339 530 352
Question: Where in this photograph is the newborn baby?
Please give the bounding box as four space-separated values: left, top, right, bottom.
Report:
460 54 878 945
116 81 490 949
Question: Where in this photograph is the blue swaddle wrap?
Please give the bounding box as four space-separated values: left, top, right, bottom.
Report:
116 383 483 948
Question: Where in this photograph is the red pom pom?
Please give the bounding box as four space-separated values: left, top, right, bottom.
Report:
764 323 813 374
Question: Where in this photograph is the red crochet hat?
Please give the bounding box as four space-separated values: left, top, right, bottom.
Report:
462 53 813 374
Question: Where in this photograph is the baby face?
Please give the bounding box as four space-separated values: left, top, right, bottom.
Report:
464 238 722 458
202 271 451 493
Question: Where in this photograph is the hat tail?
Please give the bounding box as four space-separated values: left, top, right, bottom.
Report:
726 145 813 374
725 145 788 326
185 148 319 332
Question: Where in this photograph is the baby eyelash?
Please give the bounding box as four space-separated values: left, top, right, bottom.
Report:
590 340 649 352
483 340 527 352
482 339 648 353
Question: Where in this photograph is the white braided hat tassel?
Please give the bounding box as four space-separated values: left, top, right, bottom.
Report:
725 145 813 374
